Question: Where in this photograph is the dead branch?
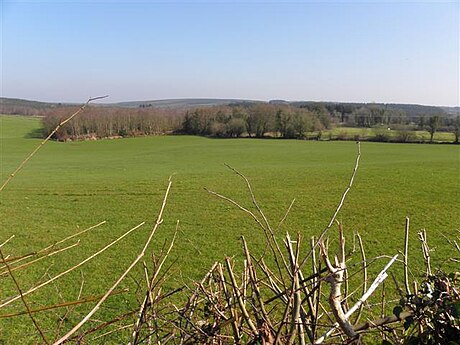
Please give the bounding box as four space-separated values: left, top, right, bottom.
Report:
353 232 367 326
315 254 398 344
418 229 432 276
0 288 128 319
300 142 361 269
0 235 15 248
0 222 144 309
404 217 411 296
318 224 357 342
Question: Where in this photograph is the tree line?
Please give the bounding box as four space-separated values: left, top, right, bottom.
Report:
40 103 333 141
42 106 183 141
32 102 459 143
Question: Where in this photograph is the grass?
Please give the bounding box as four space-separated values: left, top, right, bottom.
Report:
1 114 459 342
329 126 455 142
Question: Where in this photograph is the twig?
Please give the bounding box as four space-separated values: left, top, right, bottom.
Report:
131 228 177 344
300 142 361 269
91 323 134 342
180 262 219 344
319 224 356 341
0 221 105 271
0 240 80 276
418 229 432 276
217 262 241 343
0 222 144 309
0 235 15 248
225 257 259 337
285 233 306 345
277 199 296 231
354 310 413 333
241 236 274 333
224 163 273 232
0 288 128 319
404 217 411 296
225 164 291 275
353 232 367 326
204 188 267 234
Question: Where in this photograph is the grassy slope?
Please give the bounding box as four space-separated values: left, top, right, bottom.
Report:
1 115 459 342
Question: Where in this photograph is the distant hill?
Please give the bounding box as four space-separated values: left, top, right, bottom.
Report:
0 97 74 116
442 106 459 116
1 97 457 118
0 97 59 109
111 98 260 109
290 101 445 113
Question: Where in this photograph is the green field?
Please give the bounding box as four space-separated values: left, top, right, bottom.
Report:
328 126 456 142
1 115 459 342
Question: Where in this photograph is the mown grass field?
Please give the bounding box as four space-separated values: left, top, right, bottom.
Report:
0 115 459 343
328 126 456 142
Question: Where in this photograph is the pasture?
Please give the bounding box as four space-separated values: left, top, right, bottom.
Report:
0 115 458 342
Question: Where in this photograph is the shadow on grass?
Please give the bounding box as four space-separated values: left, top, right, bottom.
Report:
24 127 45 139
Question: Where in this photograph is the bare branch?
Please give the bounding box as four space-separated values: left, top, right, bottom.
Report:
300 142 361 269
0 289 128 319
315 254 398 344
404 217 412 296
0 222 144 309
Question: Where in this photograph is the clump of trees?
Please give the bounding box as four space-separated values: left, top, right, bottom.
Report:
448 116 460 143
180 103 332 139
42 106 183 141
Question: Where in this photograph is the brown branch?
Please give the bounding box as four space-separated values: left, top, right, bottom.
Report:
0 222 144 309
217 262 241 343
276 199 296 231
0 240 80 276
418 229 432 276
241 236 274 340
131 228 177 344
0 221 105 271
225 257 259 337
0 288 128 319
225 164 291 275
353 232 367 326
354 310 413 333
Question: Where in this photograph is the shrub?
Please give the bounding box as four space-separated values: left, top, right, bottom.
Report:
396 129 416 143
372 128 390 142
336 130 349 140
225 117 246 137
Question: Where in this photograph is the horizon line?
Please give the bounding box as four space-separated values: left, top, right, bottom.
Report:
1 95 459 108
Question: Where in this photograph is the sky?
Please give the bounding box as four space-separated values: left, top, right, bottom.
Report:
1 0 459 106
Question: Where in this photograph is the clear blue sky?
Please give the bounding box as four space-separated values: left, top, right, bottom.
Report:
1 0 459 106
